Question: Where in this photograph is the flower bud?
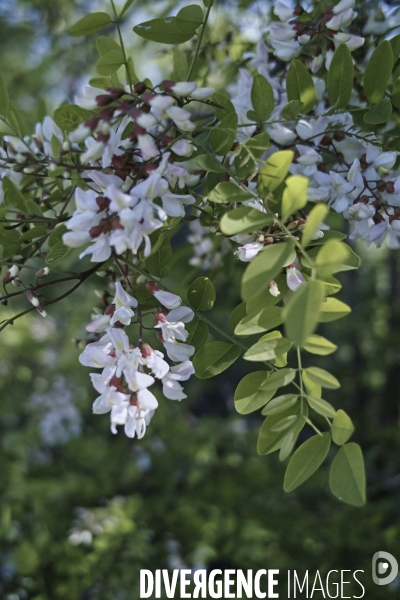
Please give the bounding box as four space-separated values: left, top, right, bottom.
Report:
26 291 40 307
36 306 47 317
146 282 160 294
269 281 280 297
3 265 19 284
140 343 153 358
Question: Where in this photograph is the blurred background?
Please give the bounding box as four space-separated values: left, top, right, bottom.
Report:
0 0 400 598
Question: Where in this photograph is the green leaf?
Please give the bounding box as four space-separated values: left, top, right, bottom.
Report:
329 443 366 506
96 50 125 75
48 225 68 248
236 306 284 338
195 154 226 173
390 34 400 61
259 150 294 193
281 175 309 223
327 44 354 110
286 59 316 114
315 240 351 276
303 334 337 356
177 5 204 23
220 207 274 236
3 177 28 213
133 11 201 45
68 12 112 37
234 371 275 414
26 200 44 218
244 335 292 362
319 297 351 322
96 36 121 56
193 342 242 379
279 416 307 461
302 204 329 247
283 279 324 347
210 112 238 155
364 41 393 104
20 226 47 242
302 369 321 399
187 277 216 311
208 182 253 204
234 132 270 179
284 433 331 491
145 236 173 278
172 47 188 81
280 100 304 120
53 105 94 132
332 410 355 446
211 93 236 121
45 241 71 265
88 77 114 90
392 76 400 109
0 71 9 118
185 318 209 351
250 74 274 121
307 396 336 418
363 99 392 125
241 242 295 301
260 368 296 392
120 0 136 19
261 394 298 416
257 404 301 455
304 367 340 390
229 302 247 333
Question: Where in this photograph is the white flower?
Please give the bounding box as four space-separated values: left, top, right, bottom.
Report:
137 133 159 160
270 22 296 42
153 290 182 309
171 81 197 96
69 124 91 143
333 0 355 13
86 314 111 333
163 341 195 362
155 319 188 343
171 140 196 157
268 123 296 146
234 241 264 262
75 86 101 110
286 266 306 291
190 87 214 100
274 1 293 21
145 350 170 379
161 192 196 217
167 306 194 323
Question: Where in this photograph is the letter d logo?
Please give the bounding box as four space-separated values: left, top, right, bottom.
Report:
372 551 398 586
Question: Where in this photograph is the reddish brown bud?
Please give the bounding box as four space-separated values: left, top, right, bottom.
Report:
106 87 125 100
293 5 304 15
160 80 175 93
320 135 331 146
104 304 116 316
133 82 147 95
96 196 110 211
386 181 395 194
85 117 99 131
96 94 113 106
89 225 102 239
263 237 274 246
146 282 160 294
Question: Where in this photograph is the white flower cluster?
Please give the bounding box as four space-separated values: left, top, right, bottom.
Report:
80 282 195 438
271 0 363 66
62 81 214 261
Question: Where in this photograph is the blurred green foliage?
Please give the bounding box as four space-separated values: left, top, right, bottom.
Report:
0 1 400 599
